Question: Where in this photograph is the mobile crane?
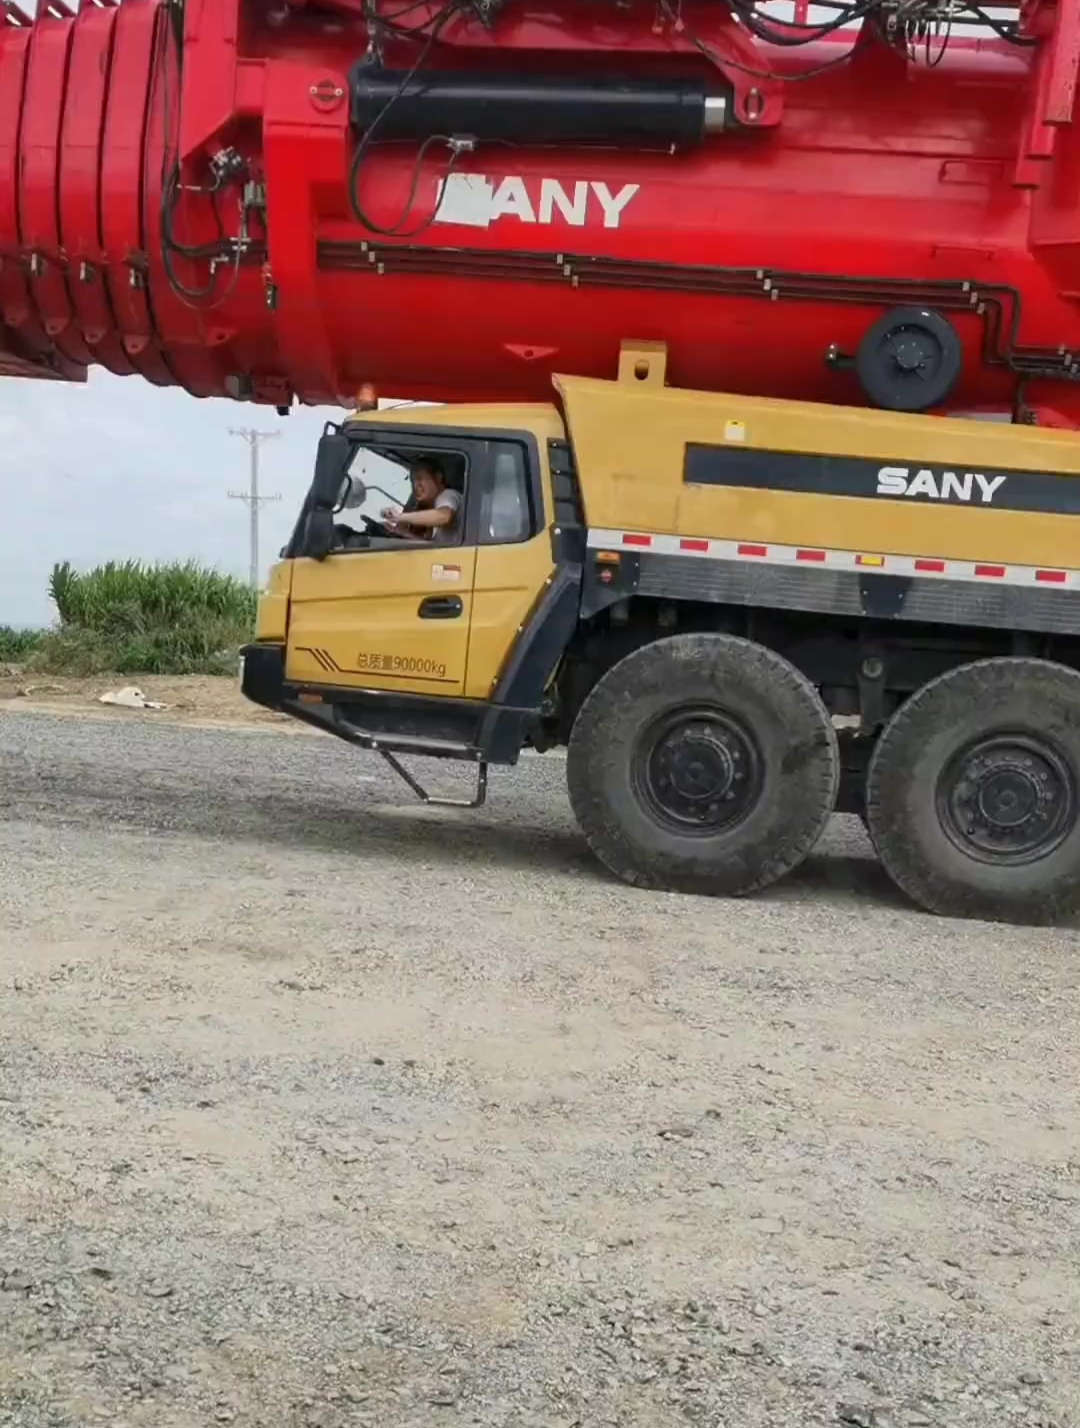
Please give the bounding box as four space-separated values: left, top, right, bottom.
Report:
7 0 1080 921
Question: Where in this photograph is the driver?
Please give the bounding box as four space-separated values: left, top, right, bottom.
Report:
382 459 461 544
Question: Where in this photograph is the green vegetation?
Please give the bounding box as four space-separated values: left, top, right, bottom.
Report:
5 561 256 677
0 626 46 663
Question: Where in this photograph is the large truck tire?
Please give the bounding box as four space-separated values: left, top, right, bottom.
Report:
865 658 1080 924
565 633 839 896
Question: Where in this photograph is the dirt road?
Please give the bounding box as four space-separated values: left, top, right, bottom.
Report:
2 708 1079 1428
0 670 289 730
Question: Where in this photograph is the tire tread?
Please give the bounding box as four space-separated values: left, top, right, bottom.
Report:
866 656 1080 924
566 633 839 897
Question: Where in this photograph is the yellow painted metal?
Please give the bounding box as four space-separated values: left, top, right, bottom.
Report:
465 416 562 699
286 546 477 696
282 407 565 699
343 402 558 433
616 339 668 389
467 541 554 698
264 360 1080 715
253 560 292 642
555 373 1080 568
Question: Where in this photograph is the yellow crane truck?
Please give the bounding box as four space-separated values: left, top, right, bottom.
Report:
241 343 1080 925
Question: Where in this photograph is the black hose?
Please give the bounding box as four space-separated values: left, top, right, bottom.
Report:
348 2 465 236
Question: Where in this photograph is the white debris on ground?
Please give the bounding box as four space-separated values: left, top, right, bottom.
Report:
13 683 65 698
96 685 169 711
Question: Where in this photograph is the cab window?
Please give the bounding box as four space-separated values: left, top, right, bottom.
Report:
479 445 533 545
334 445 468 550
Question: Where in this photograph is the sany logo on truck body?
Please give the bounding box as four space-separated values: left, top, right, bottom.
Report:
434 173 640 230
877 465 1008 505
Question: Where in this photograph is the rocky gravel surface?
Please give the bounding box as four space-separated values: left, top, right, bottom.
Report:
1 709 1079 1428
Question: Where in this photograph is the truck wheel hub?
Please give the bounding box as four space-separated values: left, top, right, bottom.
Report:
937 734 1076 862
892 336 927 373
637 708 763 832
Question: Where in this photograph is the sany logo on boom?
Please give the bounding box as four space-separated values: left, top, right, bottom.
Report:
433 174 640 230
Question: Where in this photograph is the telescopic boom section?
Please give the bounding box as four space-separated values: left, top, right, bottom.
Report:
3 0 1080 422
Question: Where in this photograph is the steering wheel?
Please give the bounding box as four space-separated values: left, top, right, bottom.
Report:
361 515 404 539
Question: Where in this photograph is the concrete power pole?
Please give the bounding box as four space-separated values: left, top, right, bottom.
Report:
228 428 281 587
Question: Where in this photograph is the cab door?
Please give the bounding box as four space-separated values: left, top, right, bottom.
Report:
287 545 477 696
285 441 480 698
465 435 555 698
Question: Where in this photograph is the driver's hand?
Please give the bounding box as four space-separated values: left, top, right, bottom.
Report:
381 506 397 521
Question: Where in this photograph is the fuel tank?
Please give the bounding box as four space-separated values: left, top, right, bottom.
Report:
2 0 1080 424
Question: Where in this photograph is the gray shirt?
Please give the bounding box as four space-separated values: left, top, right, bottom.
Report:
431 488 461 545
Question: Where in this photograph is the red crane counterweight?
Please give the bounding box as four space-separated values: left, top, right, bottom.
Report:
4 0 1080 425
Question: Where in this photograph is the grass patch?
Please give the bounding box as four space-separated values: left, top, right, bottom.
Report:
0 627 46 663
22 561 257 677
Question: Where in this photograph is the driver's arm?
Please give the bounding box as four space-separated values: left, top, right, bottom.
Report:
391 505 453 531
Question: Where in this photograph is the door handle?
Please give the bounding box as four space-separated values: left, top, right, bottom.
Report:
419 595 463 619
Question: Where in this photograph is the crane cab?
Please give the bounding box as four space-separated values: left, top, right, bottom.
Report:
243 400 575 780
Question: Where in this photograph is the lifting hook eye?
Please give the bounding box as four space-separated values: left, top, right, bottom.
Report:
740 87 766 123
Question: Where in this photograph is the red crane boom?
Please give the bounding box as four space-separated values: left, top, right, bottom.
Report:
4 0 1080 423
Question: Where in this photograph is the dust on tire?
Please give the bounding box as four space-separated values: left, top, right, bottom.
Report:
866 656 1080 924
565 632 839 897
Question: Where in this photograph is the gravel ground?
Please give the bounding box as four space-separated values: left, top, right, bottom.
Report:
2 709 1079 1428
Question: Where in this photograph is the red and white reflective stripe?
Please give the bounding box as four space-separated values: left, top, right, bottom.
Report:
586 529 1079 590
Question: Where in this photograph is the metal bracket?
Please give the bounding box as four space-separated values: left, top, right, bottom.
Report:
858 573 911 619
856 653 887 733
377 750 489 809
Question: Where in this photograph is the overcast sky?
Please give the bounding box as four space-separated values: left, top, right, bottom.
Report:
0 373 342 628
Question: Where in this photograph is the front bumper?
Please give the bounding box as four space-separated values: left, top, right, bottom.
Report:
240 642 286 710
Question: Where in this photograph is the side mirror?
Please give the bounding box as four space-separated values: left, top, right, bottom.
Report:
311 430 353 508
341 476 368 510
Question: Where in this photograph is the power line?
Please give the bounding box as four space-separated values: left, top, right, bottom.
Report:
228 427 281 588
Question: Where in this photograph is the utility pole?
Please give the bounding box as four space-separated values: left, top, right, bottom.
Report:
228 427 281 587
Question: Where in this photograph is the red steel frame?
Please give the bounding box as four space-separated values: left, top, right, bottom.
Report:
3 0 1080 425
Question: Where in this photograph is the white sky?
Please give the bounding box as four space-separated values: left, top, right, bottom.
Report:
0 374 341 627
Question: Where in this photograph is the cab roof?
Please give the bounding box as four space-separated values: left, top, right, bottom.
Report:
342 402 563 438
